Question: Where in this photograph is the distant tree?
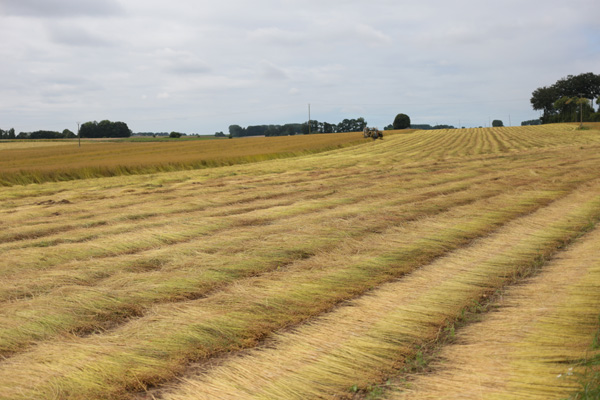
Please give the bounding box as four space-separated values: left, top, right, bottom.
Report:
393 113 411 129
531 73 600 123
410 124 433 130
322 122 334 133
355 117 367 132
62 129 76 138
530 86 559 122
228 124 245 137
302 120 320 134
282 123 302 135
246 125 267 136
169 131 182 138
521 119 541 126
28 130 64 139
112 121 132 137
98 120 112 137
492 120 504 127
79 121 96 138
8 128 16 139
335 119 350 133
554 73 600 102
215 131 226 137
334 118 367 133
383 124 394 131
553 97 595 123
80 120 130 138
264 126 279 137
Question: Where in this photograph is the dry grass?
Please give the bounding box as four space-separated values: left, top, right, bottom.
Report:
0 124 600 399
148 181 600 400
387 222 600 399
0 132 368 186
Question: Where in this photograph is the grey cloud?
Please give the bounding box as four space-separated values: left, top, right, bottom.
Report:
1 0 598 134
248 27 304 46
157 48 212 75
352 24 392 46
259 60 289 80
0 0 123 17
167 62 211 75
48 24 116 47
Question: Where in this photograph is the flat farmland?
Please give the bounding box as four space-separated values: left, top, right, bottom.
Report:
1 124 600 399
0 131 373 186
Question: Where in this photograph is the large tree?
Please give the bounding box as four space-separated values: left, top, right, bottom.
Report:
531 73 600 123
80 120 131 138
554 73 600 100
393 113 411 129
530 86 558 121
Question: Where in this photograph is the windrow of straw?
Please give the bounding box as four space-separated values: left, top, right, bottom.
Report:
0 178 598 399
143 180 600 400
386 218 600 399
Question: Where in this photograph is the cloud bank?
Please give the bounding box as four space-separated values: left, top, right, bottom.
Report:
1 0 598 133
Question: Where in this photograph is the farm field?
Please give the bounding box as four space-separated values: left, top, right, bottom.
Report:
1 124 600 399
0 131 374 186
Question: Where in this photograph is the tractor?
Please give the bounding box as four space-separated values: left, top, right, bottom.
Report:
363 127 383 140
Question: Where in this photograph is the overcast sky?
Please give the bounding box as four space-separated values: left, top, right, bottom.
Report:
1 0 599 134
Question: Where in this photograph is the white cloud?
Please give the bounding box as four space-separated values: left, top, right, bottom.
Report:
47 24 116 47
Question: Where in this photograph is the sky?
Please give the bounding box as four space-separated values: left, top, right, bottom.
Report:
1 0 599 134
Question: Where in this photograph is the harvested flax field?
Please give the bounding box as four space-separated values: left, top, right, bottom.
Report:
1 124 599 399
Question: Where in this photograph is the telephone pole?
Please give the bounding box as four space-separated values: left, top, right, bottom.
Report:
308 104 311 135
579 95 584 128
77 122 81 147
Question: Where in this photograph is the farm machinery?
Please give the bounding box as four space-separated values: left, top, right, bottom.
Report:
363 127 383 139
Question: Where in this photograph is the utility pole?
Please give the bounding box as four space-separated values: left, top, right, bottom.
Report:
308 103 311 135
579 95 584 128
77 122 81 147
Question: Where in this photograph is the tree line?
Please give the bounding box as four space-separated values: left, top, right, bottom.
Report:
1 128 76 139
1 120 131 140
228 117 369 138
0 128 16 139
531 72 600 123
407 124 456 130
